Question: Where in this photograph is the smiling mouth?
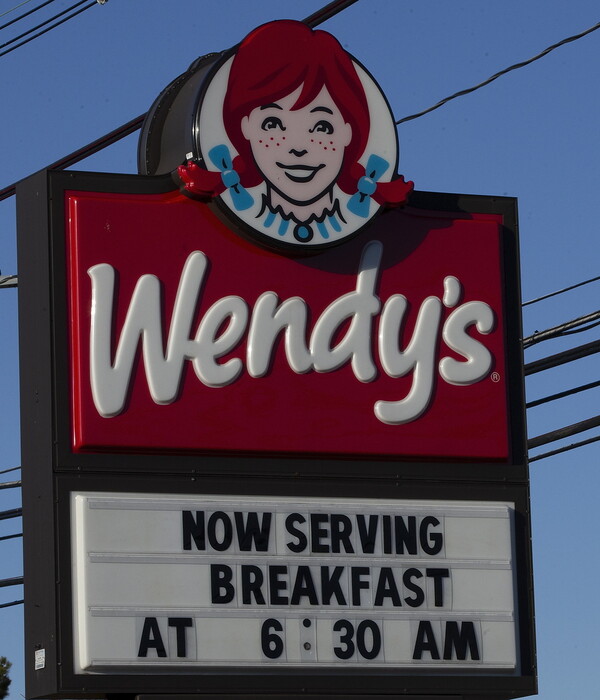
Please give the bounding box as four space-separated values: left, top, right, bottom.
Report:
276 162 325 183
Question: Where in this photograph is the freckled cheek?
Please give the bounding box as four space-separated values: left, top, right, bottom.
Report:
257 138 284 149
310 138 338 152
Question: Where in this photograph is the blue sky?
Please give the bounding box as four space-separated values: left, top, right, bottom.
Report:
1 1 599 698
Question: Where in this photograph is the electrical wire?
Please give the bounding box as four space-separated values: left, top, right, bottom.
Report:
0 0 35 22
396 19 600 125
529 434 600 463
0 0 57 32
0 1 35 21
0 576 23 588
560 319 600 337
523 310 600 348
303 0 358 27
0 275 18 287
527 379 600 409
0 600 23 608
523 274 600 307
528 415 600 451
0 508 22 521
525 339 600 376
0 480 21 490
0 0 98 58
0 533 22 542
0 466 20 475
0 0 89 51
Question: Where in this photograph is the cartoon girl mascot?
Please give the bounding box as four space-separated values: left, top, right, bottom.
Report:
177 19 413 249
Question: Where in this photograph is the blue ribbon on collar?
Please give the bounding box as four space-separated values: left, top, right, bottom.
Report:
208 144 254 211
347 154 390 218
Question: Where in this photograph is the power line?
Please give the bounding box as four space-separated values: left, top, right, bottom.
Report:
0 576 23 589
0 579 24 615
0 533 22 542
0 466 21 475
0 0 99 58
523 310 600 348
523 274 600 307
396 19 600 125
529 434 600 463
527 379 600 409
303 0 358 27
1 1 35 21
524 339 600 376
0 508 22 521
0 0 90 51
559 320 600 337
0 0 57 32
0 480 21 490
528 415 600 450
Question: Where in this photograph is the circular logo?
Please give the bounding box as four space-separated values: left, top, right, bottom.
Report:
176 20 412 254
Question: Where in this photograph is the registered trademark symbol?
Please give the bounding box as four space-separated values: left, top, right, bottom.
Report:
491 372 501 383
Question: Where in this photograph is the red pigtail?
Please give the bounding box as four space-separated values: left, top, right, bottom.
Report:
176 160 224 200
373 176 414 207
175 156 261 200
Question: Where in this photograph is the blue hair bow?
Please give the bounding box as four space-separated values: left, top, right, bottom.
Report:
208 145 254 211
347 154 390 218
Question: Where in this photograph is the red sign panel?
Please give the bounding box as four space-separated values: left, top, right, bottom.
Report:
66 188 509 460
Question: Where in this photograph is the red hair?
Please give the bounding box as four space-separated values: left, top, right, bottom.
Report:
222 20 370 193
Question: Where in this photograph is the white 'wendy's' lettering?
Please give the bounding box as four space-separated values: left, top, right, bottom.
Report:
87 240 495 423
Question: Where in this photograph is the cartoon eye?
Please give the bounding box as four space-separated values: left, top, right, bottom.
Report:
261 116 286 131
310 120 334 135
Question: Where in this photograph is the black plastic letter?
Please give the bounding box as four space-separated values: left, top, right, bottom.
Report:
138 617 167 657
